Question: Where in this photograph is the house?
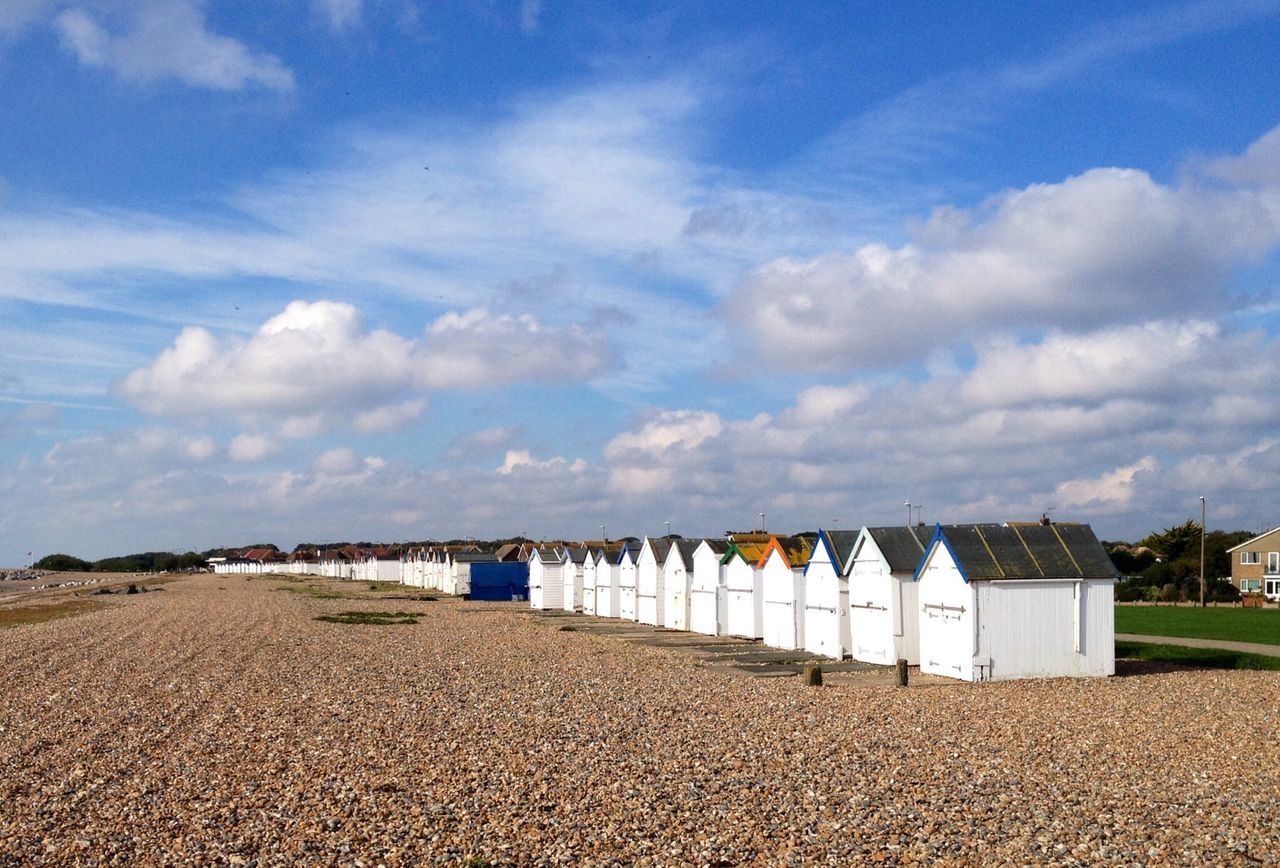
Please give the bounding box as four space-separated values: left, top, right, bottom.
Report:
690 539 731 636
528 547 565 610
721 540 770 639
1227 526 1280 599
636 537 674 626
915 522 1119 682
802 529 861 660
846 525 933 665
618 543 640 621
562 547 589 612
662 539 701 631
760 536 814 651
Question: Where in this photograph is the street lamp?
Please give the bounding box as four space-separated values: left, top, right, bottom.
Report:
1200 496 1207 608
759 512 766 533
904 500 912 528
601 525 607 543
665 520 671 538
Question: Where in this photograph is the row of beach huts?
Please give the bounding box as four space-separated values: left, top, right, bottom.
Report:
213 520 1119 682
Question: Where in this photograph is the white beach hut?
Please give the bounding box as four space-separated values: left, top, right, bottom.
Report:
636 537 673 626
760 536 814 651
582 548 599 615
594 547 622 618
528 547 565 610
915 522 1119 682
722 539 770 640
562 548 588 613
450 552 499 596
802 529 861 660
661 539 700 631
690 539 730 636
846 525 932 665
618 543 640 621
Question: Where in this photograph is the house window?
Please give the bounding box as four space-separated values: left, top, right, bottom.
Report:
1271 553 1280 573
1241 551 1261 565
1241 579 1262 592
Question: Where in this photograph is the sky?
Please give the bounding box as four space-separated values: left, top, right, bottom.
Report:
4 0 1280 563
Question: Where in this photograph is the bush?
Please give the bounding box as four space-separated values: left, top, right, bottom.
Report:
1115 581 1146 603
1159 583 1182 603
33 553 92 571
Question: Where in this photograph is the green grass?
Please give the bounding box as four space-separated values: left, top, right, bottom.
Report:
277 585 348 600
1115 640 1280 671
314 610 419 626
1114 606 1279 645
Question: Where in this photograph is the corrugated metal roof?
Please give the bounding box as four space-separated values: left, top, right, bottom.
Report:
933 523 1118 581
864 526 933 573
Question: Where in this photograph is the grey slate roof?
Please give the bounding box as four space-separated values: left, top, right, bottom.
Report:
864 526 933 573
567 547 590 565
650 538 674 561
697 539 732 556
453 552 499 563
669 539 701 569
933 523 1119 581
821 529 862 570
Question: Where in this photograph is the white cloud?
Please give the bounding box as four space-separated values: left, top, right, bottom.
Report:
229 433 274 462
496 449 585 475
115 300 417 428
313 446 359 475
519 0 542 33
115 301 608 436
1054 457 1158 509
417 308 613 389
726 166 1280 371
604 409 724 460
314 0 363 32
185 435 216 460
54 2 295 92
353 398 427 433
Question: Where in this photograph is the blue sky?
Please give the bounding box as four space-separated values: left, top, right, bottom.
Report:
4 0 1280 563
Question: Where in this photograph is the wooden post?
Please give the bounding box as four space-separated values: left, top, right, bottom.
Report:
803 665 823 686
895 658 908 687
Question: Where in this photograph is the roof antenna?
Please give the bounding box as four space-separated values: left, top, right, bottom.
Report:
1041 507 1056 526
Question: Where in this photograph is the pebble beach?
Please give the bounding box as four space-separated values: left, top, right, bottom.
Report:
2 573 1278 865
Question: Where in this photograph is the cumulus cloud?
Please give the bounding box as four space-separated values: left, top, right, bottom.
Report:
115 301 608 436
229 433 274 462
416 308 614 389
726 166 1280 371
604 410 724 460
1054 457 1159 508
496 449 585 475
54 2 295 92
313 447 360 475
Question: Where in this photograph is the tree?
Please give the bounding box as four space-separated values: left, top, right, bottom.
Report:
34 553 91 571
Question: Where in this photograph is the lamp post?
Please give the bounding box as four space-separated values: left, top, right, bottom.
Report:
600 525 606 543
1199 496 1207 608
759 512 766 533
904 500 912 528
665 520 671 538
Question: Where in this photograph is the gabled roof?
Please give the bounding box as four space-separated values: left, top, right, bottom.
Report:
533 547 563 564
810 529 861 575
241 547 278 561
921 523 1118 582
720 541 770 566
592 545 623 563
454 552 499 563
696 538 731 556
757 536 813 569
666 538 701 569
1227 525 1280 552
642 537 674 562
567 547 590 565
617 544 639 565
494 543 522 561
861 526 933 573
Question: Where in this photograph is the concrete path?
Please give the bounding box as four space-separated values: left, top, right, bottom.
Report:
1117 633 1280 658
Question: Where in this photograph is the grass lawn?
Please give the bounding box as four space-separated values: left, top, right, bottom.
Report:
1114 606 1280 645
1115 640 1280 671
